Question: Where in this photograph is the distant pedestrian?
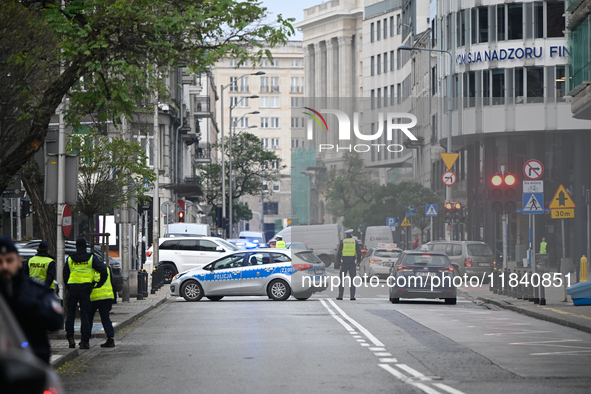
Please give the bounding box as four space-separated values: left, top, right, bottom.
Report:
413 237 420 249
0 237 63 364
539 237 548 254
336 229 362 301
23 241 56 290
269 240 277 248
89 264 116 348
275 235 286 248
64 237 107 349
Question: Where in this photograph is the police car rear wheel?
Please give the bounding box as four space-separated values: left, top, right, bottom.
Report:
268 279 290 301
206 296 224 301
181 281 203 302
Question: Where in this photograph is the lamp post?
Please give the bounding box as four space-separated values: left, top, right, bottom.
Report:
220 71 264 237
300 171 312 225
399 45 453 239
229 106 259 237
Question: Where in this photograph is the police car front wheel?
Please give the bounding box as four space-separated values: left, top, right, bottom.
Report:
181 281 203 302
267 279 290 301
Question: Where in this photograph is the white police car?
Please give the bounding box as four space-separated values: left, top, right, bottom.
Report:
170 249 327 301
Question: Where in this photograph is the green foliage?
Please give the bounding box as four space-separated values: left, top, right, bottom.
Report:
66 127 156 220
195 132 284 213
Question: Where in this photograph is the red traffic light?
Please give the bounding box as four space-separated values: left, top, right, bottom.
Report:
453 202 462 210
491 174 503 187
444 202 453 210
504 174 516 186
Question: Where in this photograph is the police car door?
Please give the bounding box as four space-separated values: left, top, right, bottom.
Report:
240 252 277 295
202 253 247 295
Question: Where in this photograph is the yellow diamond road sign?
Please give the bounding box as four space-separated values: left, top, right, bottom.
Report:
401 216 411 227
440 153 459 170
549 185 576 209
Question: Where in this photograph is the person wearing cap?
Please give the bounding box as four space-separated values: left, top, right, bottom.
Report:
63 237 107 350
275 235 286 248
0 237 63 364
23 241 56 290
336 229 362 301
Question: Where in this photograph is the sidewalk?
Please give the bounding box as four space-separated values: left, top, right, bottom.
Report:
458 282 591 334
50 287 170 368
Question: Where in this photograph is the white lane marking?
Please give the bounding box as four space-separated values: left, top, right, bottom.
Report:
319 300 354 332
360 343 370 347
374 352 392 357
510 339 582 345
379 365 443 394
433 383 467 394
350 331 358 334
353 335 362 338
531 350 591 356
327 299 385 346
379 358 398 363
356 339 366 342
396 364 431 380
369 347 386 351
485 330 553 336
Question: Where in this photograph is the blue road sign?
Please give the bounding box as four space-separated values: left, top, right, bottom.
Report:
425 204 438 217
522 193 544 214
387 217 400 227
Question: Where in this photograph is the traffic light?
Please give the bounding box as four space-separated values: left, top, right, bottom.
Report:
178 211 185 222
444 202 453 222
215 206 223 228
453 202 462 222
490 173 518 213
20 200 31 218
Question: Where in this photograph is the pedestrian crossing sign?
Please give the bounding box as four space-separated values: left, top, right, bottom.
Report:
522 193 544 214
425 204 438 216
401 216 411 227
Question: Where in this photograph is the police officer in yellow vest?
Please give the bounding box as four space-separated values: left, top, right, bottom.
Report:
89 264 116 348
336 229 362 300
23 241 56 290
275 235 286 248
63 238 107 349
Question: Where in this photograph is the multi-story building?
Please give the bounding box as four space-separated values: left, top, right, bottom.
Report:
211 42 304 240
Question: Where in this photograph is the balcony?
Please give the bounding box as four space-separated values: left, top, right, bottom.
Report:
260 85 269 93
271 86 280 93
193 96 212 118
290 86 302 93
193 142 212 164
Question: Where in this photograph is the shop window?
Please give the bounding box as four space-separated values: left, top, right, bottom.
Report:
478 7 488 43
547 2 565 38
527 67 544 103
492 70 505 106
508 4 523 40
515 67 524 104
497 5 505 41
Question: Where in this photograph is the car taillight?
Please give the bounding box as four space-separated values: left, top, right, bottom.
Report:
439 266 454 273
369 259 381 265
464 258 472 267
146 251 152 257
293 263 314 271
397 265 413 272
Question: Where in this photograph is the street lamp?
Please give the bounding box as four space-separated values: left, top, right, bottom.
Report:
220 71 265 237
300 171 312 225
229 105 259 237
399 45 453 239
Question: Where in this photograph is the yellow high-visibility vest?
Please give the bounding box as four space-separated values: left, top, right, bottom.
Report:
67 255 94 284
90 268 114 301
342 238 356 256
28 256 55 289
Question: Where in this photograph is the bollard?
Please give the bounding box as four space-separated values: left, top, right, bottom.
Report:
490 268 495 293
508 269 515 297
527 271 535 302
533 271 540 304
581 255 588 282
137 270 144 300
142 270 149 298
156 265 164 291
150 268 157 294
539 269 547 305
503 268 509 296
516 270 522 299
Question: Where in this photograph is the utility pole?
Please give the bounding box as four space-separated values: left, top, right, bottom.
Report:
152 86 160 279
121 116 130 302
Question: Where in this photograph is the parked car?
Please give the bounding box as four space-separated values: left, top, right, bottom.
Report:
364 226 394 250
388 251 457 304
238 231 266 244
170 249 327 302
272 224 341 268
0 295 63 393
165 223 210 237
359 244 402 279
423 241 495 278
145 237 239 283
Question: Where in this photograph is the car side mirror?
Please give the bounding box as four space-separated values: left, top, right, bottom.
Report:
215 247 224 252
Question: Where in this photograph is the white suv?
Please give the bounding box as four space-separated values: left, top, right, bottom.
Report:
145 237 239 283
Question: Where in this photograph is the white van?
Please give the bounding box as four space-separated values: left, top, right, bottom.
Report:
165 223 210 237
364 226 394 250
238 231 266 244
273 224 341 268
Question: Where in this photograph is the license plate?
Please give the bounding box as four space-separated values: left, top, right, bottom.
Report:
417 272 436 277
478 263 490 267
314 269 324 275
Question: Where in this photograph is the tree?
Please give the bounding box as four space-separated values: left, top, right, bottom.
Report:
0 0 293 247
321 152 378 219
67 127 155 232
196 132 284 221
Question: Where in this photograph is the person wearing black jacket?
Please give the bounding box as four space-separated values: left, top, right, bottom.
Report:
0 237 63 364
63 237 107 350
23 241 56 290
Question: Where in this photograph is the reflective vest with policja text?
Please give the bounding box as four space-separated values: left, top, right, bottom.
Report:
28 256 55 289
342 238 356 256
90 267 114 301
67 255 94 284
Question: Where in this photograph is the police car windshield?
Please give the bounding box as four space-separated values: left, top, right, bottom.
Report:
403 254 449 267
295 251 322 264
217 239 238 251
375 250 401 258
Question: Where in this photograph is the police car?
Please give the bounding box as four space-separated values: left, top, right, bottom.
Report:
359 243 402 279
170 249 328 301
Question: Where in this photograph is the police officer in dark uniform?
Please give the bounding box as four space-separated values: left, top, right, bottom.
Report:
63 237 107 349
336 229 362 300
0 237 63 364
23 241 56 291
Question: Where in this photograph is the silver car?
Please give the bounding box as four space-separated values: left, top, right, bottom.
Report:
170 249 328 301
359 245 403 279
424 241 494 277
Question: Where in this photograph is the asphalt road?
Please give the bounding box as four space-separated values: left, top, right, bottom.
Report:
60 267 591 394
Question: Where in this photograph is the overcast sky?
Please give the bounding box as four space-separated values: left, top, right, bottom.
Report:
261 0 324 40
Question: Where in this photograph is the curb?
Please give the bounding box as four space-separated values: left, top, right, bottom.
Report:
51 349 79 369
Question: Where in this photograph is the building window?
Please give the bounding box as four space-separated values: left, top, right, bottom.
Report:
260 97 269 108
239 96 249 108
390 84 395 105
547 1 565 38
290 77 300 93
383 52 388 73
383 86 388 107
527 67 544 103
290 97 299 108
371 89 375 109
291 59 300 67
497 5 506 41
515 67 524 104
270 97 280 108
229 76 238 92
138 135 154 167
397 15 401 34
384 18 387 39
471 9 478 45
371 56 375 76
377 54 381 74
377 88 381 108
370 23 374 42
533 2 543 39
508 3 523 40
261 138 269 148
479 7 488 43
390 50 394 71
397 83 401 104
261 117 269 128
240 77 249 92
291 138 299 148
291 117 302 128
457 10 465 47
261 59 269 67
431 66 437 95
390 16 394 36
260 76 269 93
492 69 505 105
233 117 248 128
270 77 280 93
483 70 490 106
377 20 381 41
555 65 565 100
263 202 279 215
270 118 280 129
230 96 239 107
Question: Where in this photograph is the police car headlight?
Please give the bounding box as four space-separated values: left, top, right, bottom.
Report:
173 272 188 280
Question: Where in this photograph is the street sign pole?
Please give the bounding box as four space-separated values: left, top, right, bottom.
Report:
430 216 433 243
533 215 536 274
